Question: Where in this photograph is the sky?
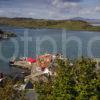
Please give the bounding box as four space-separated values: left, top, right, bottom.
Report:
0 0 100 19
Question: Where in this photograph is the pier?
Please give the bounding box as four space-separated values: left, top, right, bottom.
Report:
12 61 32 70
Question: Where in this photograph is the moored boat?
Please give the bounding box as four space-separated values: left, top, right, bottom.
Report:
9 57 16 65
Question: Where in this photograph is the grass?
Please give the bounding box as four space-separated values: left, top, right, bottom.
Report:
0 17 100 31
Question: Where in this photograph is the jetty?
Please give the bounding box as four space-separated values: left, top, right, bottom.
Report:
9 53 67 82
9 57 37 70
13 61 32 70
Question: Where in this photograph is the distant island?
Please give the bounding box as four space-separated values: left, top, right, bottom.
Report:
0 29 16 40
0 17 100 31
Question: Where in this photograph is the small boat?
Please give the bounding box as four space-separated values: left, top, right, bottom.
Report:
19 57 27 61
0 73 5 83
9 57 16 65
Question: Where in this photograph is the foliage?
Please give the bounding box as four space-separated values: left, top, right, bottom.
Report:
35 58 100 100
0 78 27 100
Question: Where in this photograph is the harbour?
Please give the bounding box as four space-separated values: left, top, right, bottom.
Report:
0 26 100 74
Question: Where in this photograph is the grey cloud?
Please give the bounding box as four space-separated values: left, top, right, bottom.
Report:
52 0 81 10
62 0 82 2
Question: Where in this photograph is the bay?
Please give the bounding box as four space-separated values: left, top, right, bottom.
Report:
0 25 100 73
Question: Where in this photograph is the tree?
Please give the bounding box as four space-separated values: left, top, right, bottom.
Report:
0 78 27 100
35 58 100 100
74 58 98 99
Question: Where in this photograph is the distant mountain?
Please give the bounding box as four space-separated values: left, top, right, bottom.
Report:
0 17 100 31
71 17 86 21
71 17 100 24
86 19 100 24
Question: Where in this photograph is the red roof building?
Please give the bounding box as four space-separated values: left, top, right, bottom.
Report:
27 57 37 64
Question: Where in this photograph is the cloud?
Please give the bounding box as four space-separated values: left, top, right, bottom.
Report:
52 0 82 6
51 0 100 19
76 6 100 18
52 0 81 8
51 0 81 15
95 6 100 12
0 0 82 19
62 0 82 2
0 0 99 19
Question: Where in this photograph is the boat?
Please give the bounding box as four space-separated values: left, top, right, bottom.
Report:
9 57 16 65
0 73 5 83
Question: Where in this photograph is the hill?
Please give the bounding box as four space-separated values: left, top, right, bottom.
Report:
0 17 100 31
71 17 100 24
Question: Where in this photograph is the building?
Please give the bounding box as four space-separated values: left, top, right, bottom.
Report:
27 57 37 65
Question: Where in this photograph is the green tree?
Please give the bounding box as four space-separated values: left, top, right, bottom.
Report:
0 78 27 100
35 58 100 100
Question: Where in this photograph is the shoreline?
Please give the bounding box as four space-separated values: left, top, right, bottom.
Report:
1 24 100 32
0 29 16 40
0 17 100 32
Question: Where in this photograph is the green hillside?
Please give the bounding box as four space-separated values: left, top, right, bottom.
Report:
0 17 100 31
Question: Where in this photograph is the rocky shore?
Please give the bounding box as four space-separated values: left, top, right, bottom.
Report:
0 29 16 39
